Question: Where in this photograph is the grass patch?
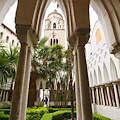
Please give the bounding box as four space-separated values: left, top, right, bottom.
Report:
93 113 111 120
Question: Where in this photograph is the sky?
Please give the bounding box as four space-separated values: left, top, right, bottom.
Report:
3 1 98 35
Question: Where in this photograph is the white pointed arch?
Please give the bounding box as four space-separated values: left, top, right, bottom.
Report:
103 63 110 83
93 70 98 85
97 66 103 85
110 58 118 81
0 0 16 24
89 72 94 87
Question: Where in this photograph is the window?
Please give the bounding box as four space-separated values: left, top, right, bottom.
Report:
12 40 14 46
56 39 58 44
53 39 55 44
6 36 9 43
17 42 19 46
0 32 3 39
96 29 101 44
50 39 52 46
53 23 56 29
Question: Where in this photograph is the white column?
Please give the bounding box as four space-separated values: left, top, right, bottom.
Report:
77 36 93 120
20 47 31 120
9 26 29 120
96 87 100 105
91 88 95 104
5 91 8 102
106 85 112 106
39 89 41 101
36 90 39 102
100 86 105 105
113 83 120 108
74 51 82 120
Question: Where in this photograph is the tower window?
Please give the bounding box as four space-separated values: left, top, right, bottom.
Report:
53 23 56 29
56 39 58 44
60 25 61 29
54 39 55 44
50 39 52 46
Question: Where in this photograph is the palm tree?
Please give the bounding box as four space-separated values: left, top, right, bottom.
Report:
68 45 74 120
0 46 19 84
28 37 49 107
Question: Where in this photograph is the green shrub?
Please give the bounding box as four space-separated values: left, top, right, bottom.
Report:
3 110 10 115
47 108 58 113
26 107 48 120
0 109 10 115
93 113 111 120
41 111 76 120
0 106 10 109
0 112 9 120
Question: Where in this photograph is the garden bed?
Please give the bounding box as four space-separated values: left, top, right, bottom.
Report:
0 106 111 120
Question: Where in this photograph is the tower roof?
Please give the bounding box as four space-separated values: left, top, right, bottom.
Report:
47 10 63 19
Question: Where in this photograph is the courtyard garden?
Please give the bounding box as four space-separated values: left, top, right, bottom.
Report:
0 39 111 120
0 105 111 120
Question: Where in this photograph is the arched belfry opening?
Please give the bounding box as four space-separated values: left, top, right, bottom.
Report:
53 23 56 29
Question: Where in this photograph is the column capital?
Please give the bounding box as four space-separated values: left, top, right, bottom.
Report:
16 25 38 48
112 81 120 85
16 25 30 45
68 28 90 47
95 86 99 89
91 87 95 90
100 85 105 88
105 83 112 87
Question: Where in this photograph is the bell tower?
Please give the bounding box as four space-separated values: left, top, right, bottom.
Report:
44 10 65 48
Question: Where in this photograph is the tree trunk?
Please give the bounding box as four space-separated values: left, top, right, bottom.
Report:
68 45 74 120
28 69 37 107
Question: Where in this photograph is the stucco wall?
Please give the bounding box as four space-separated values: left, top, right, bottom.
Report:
92 104 120 120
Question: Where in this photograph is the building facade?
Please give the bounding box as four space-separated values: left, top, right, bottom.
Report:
86 21 120 120
44 10 65 48
0 23 20 104
0 23 20 48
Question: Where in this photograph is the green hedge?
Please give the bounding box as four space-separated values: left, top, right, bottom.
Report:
0 109 10 115
41 111 76 120
0 106 10 109
0 107 48 120
26 107 48 120
0 106 111 120
41 111 111 120
47 108 58 113
0 112 9 120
